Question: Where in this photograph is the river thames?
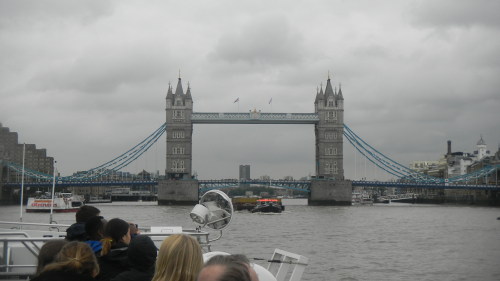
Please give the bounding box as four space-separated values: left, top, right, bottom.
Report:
1 202 499 281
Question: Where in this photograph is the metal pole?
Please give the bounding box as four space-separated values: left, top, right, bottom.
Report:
19 143 26 224
49 160 57 224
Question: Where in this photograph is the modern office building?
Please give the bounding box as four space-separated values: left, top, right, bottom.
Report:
239 164 250 180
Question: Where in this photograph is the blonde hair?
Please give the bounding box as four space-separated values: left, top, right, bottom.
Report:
41 241 99 277
152 234 204 281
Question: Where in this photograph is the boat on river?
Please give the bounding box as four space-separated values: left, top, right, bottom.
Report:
1 190 308 281
251 199 284 213
352 192 374 205
26 192 85 213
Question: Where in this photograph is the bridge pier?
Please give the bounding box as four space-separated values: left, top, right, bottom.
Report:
157 179 199 205
309 179 352 205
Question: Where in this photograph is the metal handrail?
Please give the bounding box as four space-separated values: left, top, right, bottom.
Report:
0 234 54 275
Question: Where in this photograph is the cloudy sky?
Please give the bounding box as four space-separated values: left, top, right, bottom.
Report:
1 0 499 181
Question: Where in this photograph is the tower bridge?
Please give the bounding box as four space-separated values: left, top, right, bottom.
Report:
160 75 348 205
2 76 499 205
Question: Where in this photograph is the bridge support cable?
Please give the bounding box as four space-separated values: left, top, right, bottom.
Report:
63 123 166 181
343 131 402 179
3 123 167 182
343 124 500 184
343 125 424 180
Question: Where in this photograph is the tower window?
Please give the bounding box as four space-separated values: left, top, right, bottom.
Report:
172 160 185 172
326 111 336 120
172 131 185 138
325 162 334 174
326 147 334 155
173 146 185 154
173 110 184 119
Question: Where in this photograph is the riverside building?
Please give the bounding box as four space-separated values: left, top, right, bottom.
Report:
0 123 54 183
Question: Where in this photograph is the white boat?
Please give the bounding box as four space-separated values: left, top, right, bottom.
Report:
0 190 308 281
352 192 373 205
26 192 85 213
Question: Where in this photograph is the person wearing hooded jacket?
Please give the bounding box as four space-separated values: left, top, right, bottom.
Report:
110 235 158 281
85 215 107 256
66 205 101 241
95 218 131 281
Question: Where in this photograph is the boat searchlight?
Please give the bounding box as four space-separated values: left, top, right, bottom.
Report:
190 190 233 231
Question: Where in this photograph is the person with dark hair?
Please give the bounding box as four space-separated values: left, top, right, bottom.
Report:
35 239 68 276
128 222 140 239
66 205 101 241
95 218 131 281
197 254 259 281
31 241 99 281
85 215 107 255
110 235 158 281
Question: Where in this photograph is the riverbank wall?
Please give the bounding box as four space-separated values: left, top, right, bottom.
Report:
415 190 500 206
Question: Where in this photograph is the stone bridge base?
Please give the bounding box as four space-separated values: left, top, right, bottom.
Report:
309 179 352 205
157 180 199 205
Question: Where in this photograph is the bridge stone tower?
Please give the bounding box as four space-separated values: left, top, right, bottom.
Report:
165 77 194 180
158 77 198 205
314 77 344 179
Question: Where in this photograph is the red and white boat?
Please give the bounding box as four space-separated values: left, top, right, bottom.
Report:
26 192 84 213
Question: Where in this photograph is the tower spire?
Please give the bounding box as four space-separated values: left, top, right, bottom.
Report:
185 81 192 99
338 83 343 100
166 81 174 100
324 76 334 97
175 76 184 96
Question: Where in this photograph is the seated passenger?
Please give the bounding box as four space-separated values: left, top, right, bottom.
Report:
31 241 99 281
197 254 259 281
85 215 107 255
152 234 204 281
111 235 158 281
95 218 131 281
66 205 101 241
35 239 68 276
128 222 140 239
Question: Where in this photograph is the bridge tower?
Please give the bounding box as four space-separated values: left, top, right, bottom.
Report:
165 77 193 180
314 77 344 179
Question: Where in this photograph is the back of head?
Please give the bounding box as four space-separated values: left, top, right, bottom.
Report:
153 234 203 281
127 235 157 271
36 239 68 275
76 205 100 223
200 255 253 281
100 218 130 256
42 241 99 277
85 216 106 241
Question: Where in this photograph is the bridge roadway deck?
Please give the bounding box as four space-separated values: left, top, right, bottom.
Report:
3 179 499 191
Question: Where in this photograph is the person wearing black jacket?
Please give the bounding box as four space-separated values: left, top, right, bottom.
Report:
111 235 158 281
95 218 131 281
66 205 101 241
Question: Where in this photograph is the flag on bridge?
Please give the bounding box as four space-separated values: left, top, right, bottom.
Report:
234 97 239 103
269 98 273 104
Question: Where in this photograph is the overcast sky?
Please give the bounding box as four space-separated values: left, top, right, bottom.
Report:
1 0 499 181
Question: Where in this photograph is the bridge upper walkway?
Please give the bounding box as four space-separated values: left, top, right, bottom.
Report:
191 112 319 124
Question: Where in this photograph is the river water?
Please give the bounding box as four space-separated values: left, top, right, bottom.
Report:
1 202 499 281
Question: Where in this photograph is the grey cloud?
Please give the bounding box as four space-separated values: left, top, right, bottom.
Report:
410 0 500 28
29 45 170 93
0 0 112 27
210 15 305 66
